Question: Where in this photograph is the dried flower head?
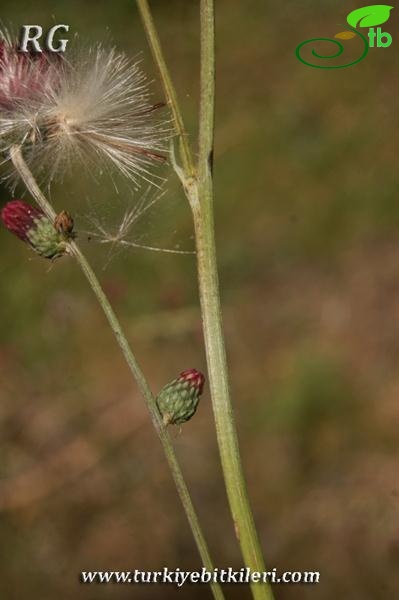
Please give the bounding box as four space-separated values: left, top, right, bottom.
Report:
0 30 168 187
1 199 68 258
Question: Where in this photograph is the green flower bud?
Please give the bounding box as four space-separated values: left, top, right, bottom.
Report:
1 200 68 259
156 369 205 426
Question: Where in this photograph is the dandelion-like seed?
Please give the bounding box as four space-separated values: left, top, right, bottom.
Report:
84 187 195 263
0 30 168 187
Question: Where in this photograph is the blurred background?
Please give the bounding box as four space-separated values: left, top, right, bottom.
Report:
0 1 398 598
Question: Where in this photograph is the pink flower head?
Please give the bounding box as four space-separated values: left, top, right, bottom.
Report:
178 369 206 395
1 199 44 241
0 39 61 110
1 199 67 259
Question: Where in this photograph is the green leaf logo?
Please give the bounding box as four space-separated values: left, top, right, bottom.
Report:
347 5 393 28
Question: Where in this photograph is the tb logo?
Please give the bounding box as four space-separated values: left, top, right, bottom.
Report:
296 5 394 69
368 27 392 47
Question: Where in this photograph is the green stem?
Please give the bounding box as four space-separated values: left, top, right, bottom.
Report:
136 0 195 177
10 145 225 600
195 3 273 599
136 2 275 598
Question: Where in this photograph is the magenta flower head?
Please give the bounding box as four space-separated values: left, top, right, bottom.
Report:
1 200 68 259
156 369 206 426
0 38 61 110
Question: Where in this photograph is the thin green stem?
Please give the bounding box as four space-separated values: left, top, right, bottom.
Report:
10 145 225 600
195 3 273 599
136 0 195 178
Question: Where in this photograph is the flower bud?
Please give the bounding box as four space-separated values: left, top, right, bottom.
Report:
54 210 74 237
156 369 205 426
1 200 67 259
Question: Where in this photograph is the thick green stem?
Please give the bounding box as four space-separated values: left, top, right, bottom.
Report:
136 2 275 598
195 3 273 599
136 0 195 177
10 145 225 600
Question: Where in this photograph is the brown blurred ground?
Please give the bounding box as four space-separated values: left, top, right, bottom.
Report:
0 1 399 599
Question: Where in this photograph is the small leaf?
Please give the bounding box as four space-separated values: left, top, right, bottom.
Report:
347 5 393 28
335 31 357 39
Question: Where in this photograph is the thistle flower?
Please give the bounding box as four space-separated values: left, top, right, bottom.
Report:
156 369 205 426
0 31 168 187
0 40 61 110
1 199 68 258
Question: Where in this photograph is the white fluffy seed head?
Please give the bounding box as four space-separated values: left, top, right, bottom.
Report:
0 32 169 188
